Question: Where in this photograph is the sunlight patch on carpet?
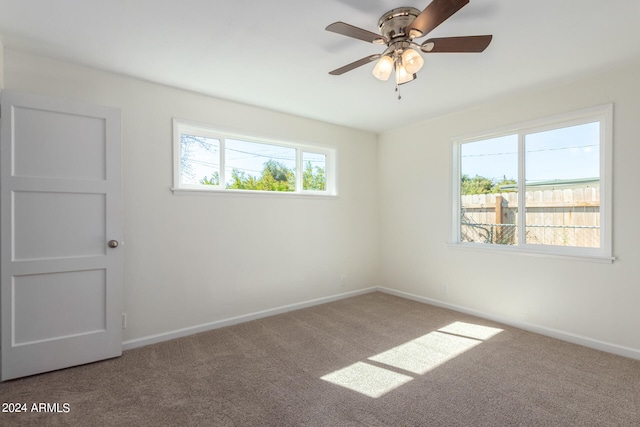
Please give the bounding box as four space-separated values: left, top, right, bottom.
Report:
320 361 413 398
368 323 503 375
321 321 503 398
369 331 481 375
438 322 503 340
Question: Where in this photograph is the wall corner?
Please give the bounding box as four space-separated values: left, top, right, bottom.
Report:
0 41 4 89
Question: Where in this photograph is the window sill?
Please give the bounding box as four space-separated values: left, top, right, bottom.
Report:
446 242 615 264
171 187 338 199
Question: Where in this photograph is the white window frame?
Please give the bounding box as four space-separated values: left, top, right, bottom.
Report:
451 104 614 263
172 119 337 196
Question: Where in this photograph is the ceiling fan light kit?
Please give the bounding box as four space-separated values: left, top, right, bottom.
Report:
372 55 394 81
401 48 424 74
326 0 492 97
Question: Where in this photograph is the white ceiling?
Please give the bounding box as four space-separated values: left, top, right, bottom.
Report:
1 0 639 133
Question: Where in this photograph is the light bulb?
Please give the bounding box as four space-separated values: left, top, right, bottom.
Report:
372 55 394 81
395 64 415 85
402 48 424 74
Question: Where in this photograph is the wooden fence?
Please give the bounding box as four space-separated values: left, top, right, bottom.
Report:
461 187 600 247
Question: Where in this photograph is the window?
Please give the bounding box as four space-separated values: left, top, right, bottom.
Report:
173 120 336 195
452 105 613 261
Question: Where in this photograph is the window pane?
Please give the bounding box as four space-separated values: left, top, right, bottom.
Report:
180 134 220 186
460 135 518 245
524 122 600 247
225 139 296 192
302 152 326 191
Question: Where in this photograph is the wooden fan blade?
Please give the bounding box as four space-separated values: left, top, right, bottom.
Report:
329 54 381 75
421 35 492 53
326 22 387 44
408 0 470 38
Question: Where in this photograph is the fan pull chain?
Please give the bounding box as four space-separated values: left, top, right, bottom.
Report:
395 83 402 100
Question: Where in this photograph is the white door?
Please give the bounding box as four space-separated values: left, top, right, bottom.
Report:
1 91 123 381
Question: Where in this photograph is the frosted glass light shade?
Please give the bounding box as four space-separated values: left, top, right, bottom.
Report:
395 65 415 85
402 48 424 74
372 56 394 81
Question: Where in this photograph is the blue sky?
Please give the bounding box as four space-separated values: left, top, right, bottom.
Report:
460 122 600 183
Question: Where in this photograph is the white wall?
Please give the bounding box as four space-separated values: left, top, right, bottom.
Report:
379 59 640 355
3 49 380 343
5 48 640 358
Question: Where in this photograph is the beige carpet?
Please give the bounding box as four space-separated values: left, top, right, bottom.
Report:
1 292 639 426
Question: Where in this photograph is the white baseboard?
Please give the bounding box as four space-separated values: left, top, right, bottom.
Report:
123 285 640 360
122 287 377 351
377 286 640 361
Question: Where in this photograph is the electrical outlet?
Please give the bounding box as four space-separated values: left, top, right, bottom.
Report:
441 283 448 296
122 313 127 329
340 275 347 288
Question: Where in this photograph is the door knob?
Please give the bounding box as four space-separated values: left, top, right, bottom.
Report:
108 240 119 248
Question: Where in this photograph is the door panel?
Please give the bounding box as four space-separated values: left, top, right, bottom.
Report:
14 191 106 260
13 105 106 179
1 90 122 380
13 269 106 345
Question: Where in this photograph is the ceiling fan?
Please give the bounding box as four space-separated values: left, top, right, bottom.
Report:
326 0 492 95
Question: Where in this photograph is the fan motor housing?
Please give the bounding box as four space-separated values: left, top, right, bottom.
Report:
378 7 420 41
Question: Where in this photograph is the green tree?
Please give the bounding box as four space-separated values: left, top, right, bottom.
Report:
494 176 517 193
302 161 326 191
226 160 296 192
461 174 493 195
199 172 220 186
260 160 296 191
227 169 258 190
461 174 516 195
